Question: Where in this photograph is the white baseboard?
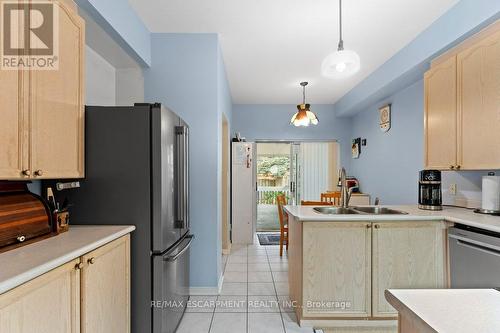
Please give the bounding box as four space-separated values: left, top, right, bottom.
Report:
300 319 397 328
189 287 219 296
189 274 224 296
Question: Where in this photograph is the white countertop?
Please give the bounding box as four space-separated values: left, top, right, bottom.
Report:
0 225 135 295
385 289 500 333
284 205 500 233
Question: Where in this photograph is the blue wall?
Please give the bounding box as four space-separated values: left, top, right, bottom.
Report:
334 0 500 117
75 0 151 66
349 80 424 204
338 1 500 206
145 33 229 289
232 104 353 170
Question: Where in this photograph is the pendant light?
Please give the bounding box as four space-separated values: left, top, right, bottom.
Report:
321 0 360 79
290 82 319 127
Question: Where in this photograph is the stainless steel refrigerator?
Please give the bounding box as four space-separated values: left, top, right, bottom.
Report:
43 103 192 333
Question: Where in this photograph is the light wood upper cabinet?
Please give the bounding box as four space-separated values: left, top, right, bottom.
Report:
0 70 27 178
0 259 80 333
0 0 85 180
424 20 500 170
29 0 85 179
81 235 130 333
458 29 500 170
372 221 446 318
424 57 457 170
303 222 371 318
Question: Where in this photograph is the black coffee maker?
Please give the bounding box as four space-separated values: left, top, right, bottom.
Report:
419 170 442 210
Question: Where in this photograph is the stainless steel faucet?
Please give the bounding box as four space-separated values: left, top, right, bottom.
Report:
340 167 352 208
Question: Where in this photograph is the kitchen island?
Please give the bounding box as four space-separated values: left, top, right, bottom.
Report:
385 289 500 333
283 205 500 332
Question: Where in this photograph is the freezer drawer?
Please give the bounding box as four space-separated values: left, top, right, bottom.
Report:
152 234 193 333
449 226 500 288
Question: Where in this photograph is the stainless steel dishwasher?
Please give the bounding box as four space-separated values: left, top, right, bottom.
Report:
449 225 500 288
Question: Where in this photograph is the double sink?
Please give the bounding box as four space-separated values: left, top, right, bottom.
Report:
313 206 408 215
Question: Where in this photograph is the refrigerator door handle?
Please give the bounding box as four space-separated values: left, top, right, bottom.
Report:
163 235 194 262
175 126 187 229
184 127 189 230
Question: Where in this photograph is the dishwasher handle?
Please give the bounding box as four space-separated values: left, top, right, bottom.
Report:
451 236 500 258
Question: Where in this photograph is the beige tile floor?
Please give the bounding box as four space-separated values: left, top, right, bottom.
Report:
177 242 315 333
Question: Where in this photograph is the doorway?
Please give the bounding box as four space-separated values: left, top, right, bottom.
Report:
255 141 339 232
256 143 291 232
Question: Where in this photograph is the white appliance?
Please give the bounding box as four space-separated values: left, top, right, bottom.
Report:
231 142 256 244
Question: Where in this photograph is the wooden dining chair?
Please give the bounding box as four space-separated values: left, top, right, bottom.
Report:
321 192 341 206
300 200 333 206
276 194 288 257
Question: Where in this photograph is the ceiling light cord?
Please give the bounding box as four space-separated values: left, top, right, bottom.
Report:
337 0 344 51
303 84 306 104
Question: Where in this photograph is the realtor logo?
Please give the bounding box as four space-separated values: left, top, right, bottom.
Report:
1 1 59 70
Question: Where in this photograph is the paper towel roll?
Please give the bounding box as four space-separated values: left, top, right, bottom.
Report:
482 176 500 211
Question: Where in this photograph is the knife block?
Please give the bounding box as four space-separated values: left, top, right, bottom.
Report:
53 210 69 234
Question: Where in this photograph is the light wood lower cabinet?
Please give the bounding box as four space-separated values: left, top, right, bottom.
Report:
0 259 80 333
303 222 372 318
0 235 130 333
290 219 447 325
81 235 130 333
372 221 447 317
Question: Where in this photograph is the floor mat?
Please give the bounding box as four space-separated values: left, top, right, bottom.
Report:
257 232 282 246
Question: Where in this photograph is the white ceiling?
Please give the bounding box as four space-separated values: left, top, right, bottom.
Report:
129 0 458 104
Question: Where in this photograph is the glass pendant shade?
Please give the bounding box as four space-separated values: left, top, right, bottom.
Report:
321 0 360 79
321 49 360 79
291 104 319 127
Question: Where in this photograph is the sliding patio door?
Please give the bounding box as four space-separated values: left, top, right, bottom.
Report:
298 142 339 202
289 143 301 205
256 143 292 232
255 141 339 231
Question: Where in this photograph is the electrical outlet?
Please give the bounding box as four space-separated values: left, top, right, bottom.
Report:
449 184 457 195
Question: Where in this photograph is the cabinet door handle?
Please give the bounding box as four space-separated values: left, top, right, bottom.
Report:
75 262 84 270
374 224 380 229
34 170 43 177
450 165 455 170
366 224 372 229
87 257 96 265
456 165 461 170
22 170 31 176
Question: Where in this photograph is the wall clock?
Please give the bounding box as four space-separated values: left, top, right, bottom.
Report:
379 104 391 132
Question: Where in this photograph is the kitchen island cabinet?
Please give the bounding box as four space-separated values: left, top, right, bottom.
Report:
372 222 446 317
286 205 451 331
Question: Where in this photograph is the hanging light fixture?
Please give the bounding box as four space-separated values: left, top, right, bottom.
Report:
290 82 319 127
321 0 360 79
